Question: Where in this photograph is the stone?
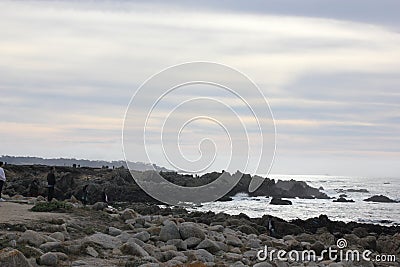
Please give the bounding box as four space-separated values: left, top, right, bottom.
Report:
86 233 122 249
191 249 214 262
108 227 122 237
311 241 325 255
39 242 63 252
185 237 202 249
225 234 243 247
120 241 149 257
91 202 108 211
133 231 151 242
160 221 181 242
0 248 32 267
49 232 65 242
40 252 58 266
196 239 221 253
224 252 243 261
18 230 46 247
120 208 138 220
352 227 368 238
359 236 377 250
238 225 258 235
166 239 187 251
179 222 205 240
86 246 98 257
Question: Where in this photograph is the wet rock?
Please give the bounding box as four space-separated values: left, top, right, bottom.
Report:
270 197 292 205
333 197 354 203
364 195 397 203
0 248 32 267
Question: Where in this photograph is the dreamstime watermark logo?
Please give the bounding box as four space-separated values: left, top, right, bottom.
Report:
257 238 397 263
122 62 276 206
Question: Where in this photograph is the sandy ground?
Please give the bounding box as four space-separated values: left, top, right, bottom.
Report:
0 201 69 224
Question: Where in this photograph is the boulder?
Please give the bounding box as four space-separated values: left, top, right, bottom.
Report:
133 231 150 242
225 234 243 247
120 241 149 257
270 197 292 205
120 208 138 221
179 222 205 240
108 227 122 237
40 252 58 266
18 230 46 247
0 248 32 267
160 221 181 242
86 233 122 249
39 242 63 252
196 239 221 253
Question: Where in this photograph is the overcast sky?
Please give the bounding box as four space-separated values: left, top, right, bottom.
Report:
1 0 399 177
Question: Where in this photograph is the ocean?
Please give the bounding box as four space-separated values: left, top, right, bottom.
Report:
188 175 400 226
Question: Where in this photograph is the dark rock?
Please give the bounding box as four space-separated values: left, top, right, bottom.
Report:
333 197 355 203
270 197 292 205
364 195 397 203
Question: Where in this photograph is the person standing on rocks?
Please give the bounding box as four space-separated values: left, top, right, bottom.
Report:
82 184 89 205
47 167 56 201
0 162 6 201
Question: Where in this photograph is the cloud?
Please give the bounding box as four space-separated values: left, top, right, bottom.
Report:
0 1 399 176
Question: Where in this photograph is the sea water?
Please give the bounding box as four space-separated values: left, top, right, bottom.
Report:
188 175 400 226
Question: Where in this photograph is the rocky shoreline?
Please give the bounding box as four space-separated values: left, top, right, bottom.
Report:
0 197 399 267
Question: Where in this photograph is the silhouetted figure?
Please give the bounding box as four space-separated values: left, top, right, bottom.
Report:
47 167 56 201
0 162 6 201
29 179 39 197
268 218 276 237
82 184 89 205
102 190 108 204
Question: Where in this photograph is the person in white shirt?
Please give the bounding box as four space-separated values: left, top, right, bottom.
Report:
0 162 6 201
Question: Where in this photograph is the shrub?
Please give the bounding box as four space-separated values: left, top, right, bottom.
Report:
31 201 73 212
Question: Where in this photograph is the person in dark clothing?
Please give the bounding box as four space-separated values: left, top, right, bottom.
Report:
47 167 56 201
268 218 276 237
82 184 89 205
29 179 40 197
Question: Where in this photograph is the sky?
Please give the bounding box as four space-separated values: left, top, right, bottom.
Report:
0 0 399 177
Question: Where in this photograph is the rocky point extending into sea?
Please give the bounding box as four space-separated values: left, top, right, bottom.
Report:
0 164 398 266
